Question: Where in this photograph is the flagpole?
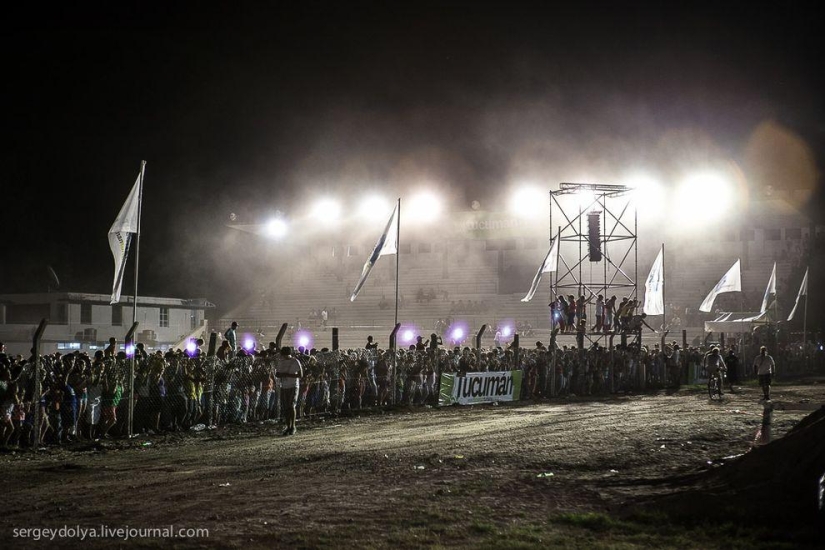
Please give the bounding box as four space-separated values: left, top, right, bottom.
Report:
128 160 146 438
394 198 400 328
662 244 666 334
803 281 808 365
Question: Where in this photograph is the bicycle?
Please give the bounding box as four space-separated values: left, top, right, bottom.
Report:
707 368 725 400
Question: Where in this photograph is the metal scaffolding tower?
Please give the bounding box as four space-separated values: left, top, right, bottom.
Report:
549 182 638 345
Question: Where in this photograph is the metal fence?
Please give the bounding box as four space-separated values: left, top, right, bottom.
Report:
2 337 823 448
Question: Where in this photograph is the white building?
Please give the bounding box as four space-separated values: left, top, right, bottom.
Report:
0 292 215 356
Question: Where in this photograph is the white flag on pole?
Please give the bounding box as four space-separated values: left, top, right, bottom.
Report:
699 259 741 313
760 262 777 314
350 203 399 301
521 237 558 302
643 245 665 315
108 174 141 304
787 267 808 321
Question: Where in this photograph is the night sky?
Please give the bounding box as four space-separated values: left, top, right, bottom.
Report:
3 1 823 314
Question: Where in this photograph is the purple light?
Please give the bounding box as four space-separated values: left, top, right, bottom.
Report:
498 319 515 340
125 344 135 357
294 330 313 350
185 339 198 356
243 337 256 352
396 324 418 346
448 320 469 344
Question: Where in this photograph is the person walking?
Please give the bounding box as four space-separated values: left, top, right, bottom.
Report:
725 346 739 393
276 346 303 436
753 345 776 402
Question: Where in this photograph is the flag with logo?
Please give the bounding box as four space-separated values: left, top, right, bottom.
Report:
521 237 559 302
699 259 741 312
760 262 777 314
787 267 808 321
108 174 141 304
643 245 664 315
350 202 399 301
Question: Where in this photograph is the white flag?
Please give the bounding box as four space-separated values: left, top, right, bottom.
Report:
760 262 777 314
108 174 141 304
699 259 741 313
521 237 558 302
787 267 808 321
643 245 664 315
350 202 399 301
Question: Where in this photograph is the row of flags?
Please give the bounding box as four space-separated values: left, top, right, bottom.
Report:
108 174 810 324
515 237 807 323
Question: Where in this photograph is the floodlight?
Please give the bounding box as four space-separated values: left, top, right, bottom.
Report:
509 186 545 219
358 195 391 221
265 218 288 238
675 172 733 224
576 189 597 211
625 173 665 217
311 198 342 223
407 191 442 223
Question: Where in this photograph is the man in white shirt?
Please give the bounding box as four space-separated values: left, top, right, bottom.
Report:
276 346 303 436
752 345 776 401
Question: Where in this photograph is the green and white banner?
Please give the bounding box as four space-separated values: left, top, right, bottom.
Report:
438 371 523 406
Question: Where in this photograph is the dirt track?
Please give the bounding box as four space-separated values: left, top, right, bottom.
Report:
2 382 824 549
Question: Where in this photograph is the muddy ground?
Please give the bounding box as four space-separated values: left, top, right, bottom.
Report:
2 381 824 549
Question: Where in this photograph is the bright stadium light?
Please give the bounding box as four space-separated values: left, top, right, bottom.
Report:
407 191 442 223
358 195 392 221
310 197 342 224
509 186 546 219
265 218 288 239
576 189 597 211
675 172 733 224
625 173 666 218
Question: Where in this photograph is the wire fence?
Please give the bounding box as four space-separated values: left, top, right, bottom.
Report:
2 337 823 447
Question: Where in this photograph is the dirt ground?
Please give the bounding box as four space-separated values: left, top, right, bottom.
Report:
2 381 824 549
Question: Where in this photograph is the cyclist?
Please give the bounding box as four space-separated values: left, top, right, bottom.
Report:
703 346 727 396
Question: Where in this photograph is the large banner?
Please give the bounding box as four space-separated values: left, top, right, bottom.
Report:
438 371 523 406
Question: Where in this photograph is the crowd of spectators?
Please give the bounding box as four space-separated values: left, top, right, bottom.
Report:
2 324 821 450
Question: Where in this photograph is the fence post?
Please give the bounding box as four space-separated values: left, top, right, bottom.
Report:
512 333 520 370
125 322 139 438
275 323 288 350
32 319 48 447
682 329 688 385
475 324 487 366
609 334 615 393
389 323 400 405
332 327 339 351
207 332 217 427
